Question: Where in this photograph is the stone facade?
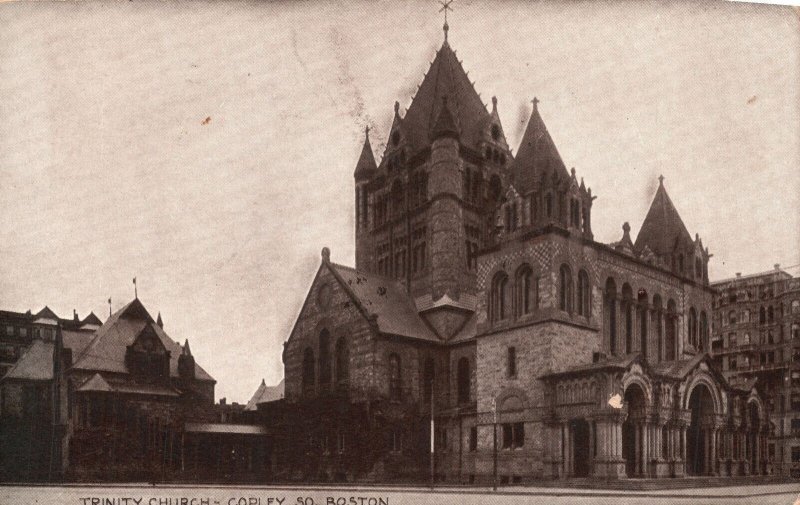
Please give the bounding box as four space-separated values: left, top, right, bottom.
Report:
270 31 775 484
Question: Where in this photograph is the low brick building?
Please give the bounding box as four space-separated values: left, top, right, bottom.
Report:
269 29 775 483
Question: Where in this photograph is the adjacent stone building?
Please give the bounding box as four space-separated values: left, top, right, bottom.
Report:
710 267 800 477
271 29 775 483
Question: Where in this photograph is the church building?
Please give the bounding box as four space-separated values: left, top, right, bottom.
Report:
273 26 774 483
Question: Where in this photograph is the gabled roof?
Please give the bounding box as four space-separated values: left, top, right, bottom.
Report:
2 340 53 381
401 42 491 153
634 179 693 257
33 306 59 323
354 129 378 180
511 101 570 193
328 263 439 342
71 298 214 382
81 312 103 326
245 378 285 411
77 372 112 392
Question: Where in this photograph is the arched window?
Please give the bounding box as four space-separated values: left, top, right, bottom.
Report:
729 310 737 325
688 308 698 349
759 306 766 324
665 300 677 360
335 337 349 387
653 295 663 361
700 311 708 352
605 278 618 355
637 289 648 358
792 323 800 340
319 329 331 386
423 358 435 404
457 357 470 404
490 272 509 322
622 284 633 354
388 353 401 401
792 300 800 314
515 265 535 317
302 348 315 395
559 264 573 313
577 270 591 317
743 309 750 323
545 193 554 218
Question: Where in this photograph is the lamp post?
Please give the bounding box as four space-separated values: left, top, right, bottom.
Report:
492 397 498 491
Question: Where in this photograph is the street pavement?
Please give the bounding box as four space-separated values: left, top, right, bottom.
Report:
1 483 798 505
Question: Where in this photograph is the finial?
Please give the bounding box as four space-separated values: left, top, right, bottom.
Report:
623 222 631 234
571 167 576 177
365 125 370 140
322 247 331 261
439 0 454 43
491 96 497 112
394 100 400 116
532 97 539 110
658 174 664 186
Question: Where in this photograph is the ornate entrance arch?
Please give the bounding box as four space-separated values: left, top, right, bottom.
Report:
622 383 647 477
687 383 716 475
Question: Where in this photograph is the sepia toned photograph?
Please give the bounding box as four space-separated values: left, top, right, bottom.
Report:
0 1 798 504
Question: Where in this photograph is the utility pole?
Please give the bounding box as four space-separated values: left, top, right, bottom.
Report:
492 397 498 491
430 388 435 489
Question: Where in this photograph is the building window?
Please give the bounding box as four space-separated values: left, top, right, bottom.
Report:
469 426 478 452
792 446 800 463
490 272 509 322
507 347 517 378
5 326 13 336
768 306 774 324
335 337 349 387
457 357 470 404
501 422 524 449
729 310 737 325
391 429 403 453
792 323 799 340
577 269 590 317
319 329 331 386
337 432 346 454
515 265 534 317
388 353 401 401
302 348 315 395
559 264 573 313
728 333 737 348
792 300 800 314
759 306 766 324
423 358 435 404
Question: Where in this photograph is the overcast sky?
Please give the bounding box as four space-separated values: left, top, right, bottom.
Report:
1 1 798 403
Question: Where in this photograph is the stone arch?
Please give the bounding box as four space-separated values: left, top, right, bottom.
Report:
681 372 723 414
621 364 654 407
622 381 648 477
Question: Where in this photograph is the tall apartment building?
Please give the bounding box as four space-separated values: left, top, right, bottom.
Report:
711 265 800 477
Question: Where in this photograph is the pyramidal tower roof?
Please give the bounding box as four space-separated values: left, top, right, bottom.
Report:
634 177 693 256
354 126 378 179
401 41 490 152
511 99 569 193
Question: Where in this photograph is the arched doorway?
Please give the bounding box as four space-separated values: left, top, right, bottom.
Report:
687 384 714 475
748 402 760 474
571 418 591 477
622 384 646 477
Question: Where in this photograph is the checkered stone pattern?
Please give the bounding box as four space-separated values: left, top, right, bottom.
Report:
476 242 553 291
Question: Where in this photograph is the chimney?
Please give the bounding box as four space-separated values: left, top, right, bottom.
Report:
73 309 79 321
736 273 741 278
220 397 227 405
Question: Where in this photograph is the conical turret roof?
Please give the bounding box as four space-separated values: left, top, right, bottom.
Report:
511 100 569 193
402 42 490 152
354 128 378 180
634 178 693 257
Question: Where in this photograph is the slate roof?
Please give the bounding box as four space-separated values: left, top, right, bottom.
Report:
245 378 285 411
76 372 180 397
329 263 438 342
450 313 477 344
353 130 378 179
634 180 693 257
62 329 95 356
511 102 570 194
71 298 214 382
400 42 491 154
2 340 53 381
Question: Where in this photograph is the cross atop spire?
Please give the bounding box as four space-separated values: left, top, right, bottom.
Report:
365 124 370 139
439 0 454 43
658 174 665 186
532 96 540 110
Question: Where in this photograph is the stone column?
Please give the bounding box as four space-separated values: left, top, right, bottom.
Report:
754 431 760 475
709 427 718 476
589 420 595 471
642 422 650 477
